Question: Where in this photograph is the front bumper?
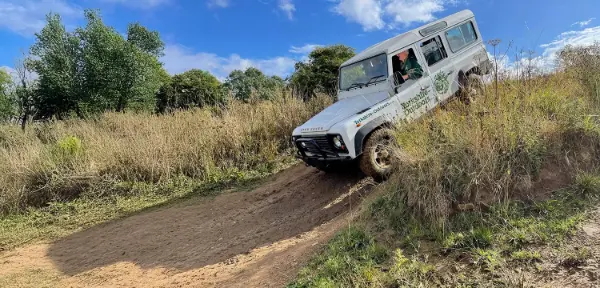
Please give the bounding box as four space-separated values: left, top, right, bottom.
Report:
294 135 353 166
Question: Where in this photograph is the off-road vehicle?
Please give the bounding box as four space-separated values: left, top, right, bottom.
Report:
292 9 491 179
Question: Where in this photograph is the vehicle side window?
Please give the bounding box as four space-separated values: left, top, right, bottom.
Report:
391 48 424 86
420 36 448 66
445 21 478 52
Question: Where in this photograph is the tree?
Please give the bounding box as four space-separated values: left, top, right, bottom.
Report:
0 69 13 121
289 44 355 99
224 67 285 102
14 56 36 129
29 13 81 119
156 69 225 113
127 23 164 57
29 10 167 119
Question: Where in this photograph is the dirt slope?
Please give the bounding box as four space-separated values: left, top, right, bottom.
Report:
0 165 373 288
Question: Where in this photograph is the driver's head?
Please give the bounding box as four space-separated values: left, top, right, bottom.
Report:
398 50 409 61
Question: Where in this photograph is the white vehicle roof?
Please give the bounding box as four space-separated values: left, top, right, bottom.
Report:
341 9 475 67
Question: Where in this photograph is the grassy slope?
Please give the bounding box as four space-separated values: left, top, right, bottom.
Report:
289 67 600 287
290 175 600 287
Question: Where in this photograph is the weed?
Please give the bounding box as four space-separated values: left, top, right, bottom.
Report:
510 250 541 263
560 247 591 268
472 249 503 272
288 227 389 288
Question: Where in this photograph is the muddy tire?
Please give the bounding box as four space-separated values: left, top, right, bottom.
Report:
359 129 395 181
458 74 485 104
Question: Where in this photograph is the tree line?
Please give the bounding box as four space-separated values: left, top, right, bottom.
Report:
0 10 355 126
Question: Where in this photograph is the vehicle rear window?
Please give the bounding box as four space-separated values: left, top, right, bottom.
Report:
420 36 448 66
445 21 478 52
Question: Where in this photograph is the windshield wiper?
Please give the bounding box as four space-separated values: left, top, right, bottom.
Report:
365 75 386 86
345 82 365 91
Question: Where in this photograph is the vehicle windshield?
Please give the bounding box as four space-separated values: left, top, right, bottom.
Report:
339 54 388 91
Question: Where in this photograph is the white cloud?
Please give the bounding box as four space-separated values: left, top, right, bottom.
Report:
331 0 455 31
332 0 384 31
278 0 295 20
207 0 230 8
572 18 595 28
493 25 600 77
0 0 81 36
101 0 171 8
0 66 14 73
289 44 322 54
537 25 600 69
161 44 297 81
385 0 447 26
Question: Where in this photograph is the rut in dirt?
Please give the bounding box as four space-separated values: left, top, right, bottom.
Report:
46 164 371 277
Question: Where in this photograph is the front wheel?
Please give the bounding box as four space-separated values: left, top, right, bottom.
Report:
359 129 395 181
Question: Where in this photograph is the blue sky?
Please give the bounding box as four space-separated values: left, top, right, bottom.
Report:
0 0 599 80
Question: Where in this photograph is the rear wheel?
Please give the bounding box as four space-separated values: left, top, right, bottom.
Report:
458 74 485 104
359 129 395 181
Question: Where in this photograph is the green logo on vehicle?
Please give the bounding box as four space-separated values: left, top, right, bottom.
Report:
434 71 451 94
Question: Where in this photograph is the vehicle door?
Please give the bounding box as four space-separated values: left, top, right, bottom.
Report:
388 44 436 121
418 34 455 104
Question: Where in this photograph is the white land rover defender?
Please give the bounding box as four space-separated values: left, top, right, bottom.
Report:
292 10 491 179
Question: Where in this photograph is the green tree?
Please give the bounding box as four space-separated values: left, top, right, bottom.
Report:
127 23 164 57
156 69 225 113
0 69 13 121
29 10 167 119
289 44 355 99
224 67 285 102
29 13 81 119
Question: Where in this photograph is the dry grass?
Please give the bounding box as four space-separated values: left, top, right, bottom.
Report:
383 72 600 226
0 93 331 214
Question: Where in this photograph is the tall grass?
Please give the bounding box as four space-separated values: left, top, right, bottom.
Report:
380 44 600 229
0 93 331 214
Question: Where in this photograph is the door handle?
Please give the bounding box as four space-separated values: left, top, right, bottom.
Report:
421 86 430 91
446 70 454 76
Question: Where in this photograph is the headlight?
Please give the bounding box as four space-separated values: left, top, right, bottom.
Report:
332 136 343 148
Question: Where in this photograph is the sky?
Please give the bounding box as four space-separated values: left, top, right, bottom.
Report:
0 0 599 80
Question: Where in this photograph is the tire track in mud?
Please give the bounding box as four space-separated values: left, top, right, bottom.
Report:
0 164 374 287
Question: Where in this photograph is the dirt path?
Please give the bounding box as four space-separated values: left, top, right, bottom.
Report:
0 165 374 288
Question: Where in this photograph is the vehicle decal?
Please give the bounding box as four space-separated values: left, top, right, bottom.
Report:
434 71 451 94
353 102 392 127
401 87 430 115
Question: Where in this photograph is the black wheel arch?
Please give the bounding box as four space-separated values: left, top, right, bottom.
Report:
354 116 393 155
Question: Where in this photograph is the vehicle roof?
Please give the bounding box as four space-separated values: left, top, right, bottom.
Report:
341 9 475 67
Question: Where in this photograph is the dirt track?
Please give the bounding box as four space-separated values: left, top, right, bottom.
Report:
0 165 373 287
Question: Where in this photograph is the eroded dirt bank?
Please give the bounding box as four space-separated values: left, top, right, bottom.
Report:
0 165 373 287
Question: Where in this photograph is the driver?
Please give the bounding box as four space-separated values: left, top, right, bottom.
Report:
398 49 423 80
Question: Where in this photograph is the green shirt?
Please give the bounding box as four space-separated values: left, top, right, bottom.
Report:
402 57 423 80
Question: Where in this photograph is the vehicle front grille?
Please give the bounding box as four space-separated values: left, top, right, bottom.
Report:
296 135 337 158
